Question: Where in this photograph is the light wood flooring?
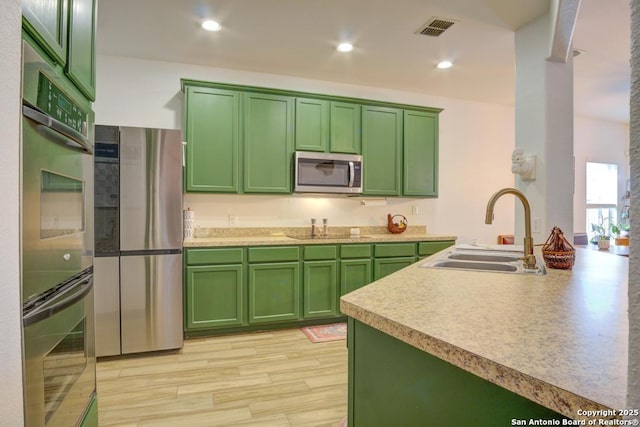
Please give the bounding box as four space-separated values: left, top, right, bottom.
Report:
96 327 348 427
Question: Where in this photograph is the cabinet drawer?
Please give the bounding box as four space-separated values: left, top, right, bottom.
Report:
186 248 244 265
248 246 300 263
418 241 455 256
340 244 372 259
374 243 416 258
304 245 337 260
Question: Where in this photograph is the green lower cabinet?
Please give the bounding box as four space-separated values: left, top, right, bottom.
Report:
249 262 301 324
79 394 98 427
340 259 372 295
185 264 245 329
374 257 415 280
348 319 566 426
303 260 338 318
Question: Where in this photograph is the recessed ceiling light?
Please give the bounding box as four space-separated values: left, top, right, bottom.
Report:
337 42 354 53
201 20 221 32
436 60 453 69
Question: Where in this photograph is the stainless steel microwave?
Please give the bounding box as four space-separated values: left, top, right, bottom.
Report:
294 151 363 194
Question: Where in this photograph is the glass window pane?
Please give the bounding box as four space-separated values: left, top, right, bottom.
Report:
586 162 618 205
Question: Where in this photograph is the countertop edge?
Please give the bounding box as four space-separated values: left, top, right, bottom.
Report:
184 233 458 247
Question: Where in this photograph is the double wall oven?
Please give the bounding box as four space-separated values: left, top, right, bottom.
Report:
21 41 97 426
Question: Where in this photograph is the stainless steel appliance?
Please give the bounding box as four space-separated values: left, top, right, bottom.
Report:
21 41 96 426
294 151 363 194
94 126 184 356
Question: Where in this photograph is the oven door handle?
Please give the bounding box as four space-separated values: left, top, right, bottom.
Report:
23 275 94 327
22 104 93 155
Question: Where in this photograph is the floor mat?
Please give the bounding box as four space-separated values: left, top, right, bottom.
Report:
301 322 347 343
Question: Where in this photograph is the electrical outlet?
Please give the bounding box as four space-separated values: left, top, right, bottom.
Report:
229 215 238 226
412 205 419 215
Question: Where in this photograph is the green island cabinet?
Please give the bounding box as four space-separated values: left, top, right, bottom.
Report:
295 99 361 154
22 0 97 100
362 105 403 196
348 319 566 426
339 244 373 295
184 87 241 192
79 395 98 427
185 248 246 329
303 245 338 318
248 246 301 324
244 93 294 193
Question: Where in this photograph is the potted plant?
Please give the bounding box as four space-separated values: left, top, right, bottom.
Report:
590 221 611 250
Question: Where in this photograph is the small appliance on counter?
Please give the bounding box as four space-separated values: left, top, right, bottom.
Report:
94 125 184 357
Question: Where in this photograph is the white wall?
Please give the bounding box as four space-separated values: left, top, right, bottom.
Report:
95 55 517 243
0 0 25 425
573 116 630 233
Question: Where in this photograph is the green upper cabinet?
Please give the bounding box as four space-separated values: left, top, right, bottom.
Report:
362 105 403 196
185 86 241 193
295 98 329 152
244 93 294 193
330 101 361 154
22 0 68 66
65 0 97 100
403 110 439 197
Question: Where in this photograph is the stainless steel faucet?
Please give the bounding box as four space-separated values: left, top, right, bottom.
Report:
485 188 537 270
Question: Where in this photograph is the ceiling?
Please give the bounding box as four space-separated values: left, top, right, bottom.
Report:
96 0 630 123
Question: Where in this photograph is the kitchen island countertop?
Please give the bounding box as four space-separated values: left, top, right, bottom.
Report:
340 247 629 420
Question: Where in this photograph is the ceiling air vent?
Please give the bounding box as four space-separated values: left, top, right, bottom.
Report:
416 17 457 37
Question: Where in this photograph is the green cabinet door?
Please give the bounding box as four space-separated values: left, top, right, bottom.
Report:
403 110 439 196
362 106 403 196
339 259 372 295
330 101 361 154
22 0 68 65
295 98 329 152
374 257 415 280
185 87 241 193
79 394 98 427
303 260 338 318
185 264 245 329
244 93 294 193
65 0 96 100
249 262 300 324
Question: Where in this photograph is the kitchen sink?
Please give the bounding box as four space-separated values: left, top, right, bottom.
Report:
287 234 371 240
431 260 518 272
447 253 519 263
420 246 546 275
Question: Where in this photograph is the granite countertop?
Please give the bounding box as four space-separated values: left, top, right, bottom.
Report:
340 246 629 421
183 226 457 247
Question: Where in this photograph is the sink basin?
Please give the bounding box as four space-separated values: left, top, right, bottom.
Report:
287 234 370 240
431 260 518 272
447 253 519 263
419 246 546 275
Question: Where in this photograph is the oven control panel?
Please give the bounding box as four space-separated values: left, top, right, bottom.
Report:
36 73 87 135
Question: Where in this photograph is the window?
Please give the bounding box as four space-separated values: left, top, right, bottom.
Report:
586 162 618 242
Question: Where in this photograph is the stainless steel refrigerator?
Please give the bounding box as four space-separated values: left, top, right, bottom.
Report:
94 125 183 356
